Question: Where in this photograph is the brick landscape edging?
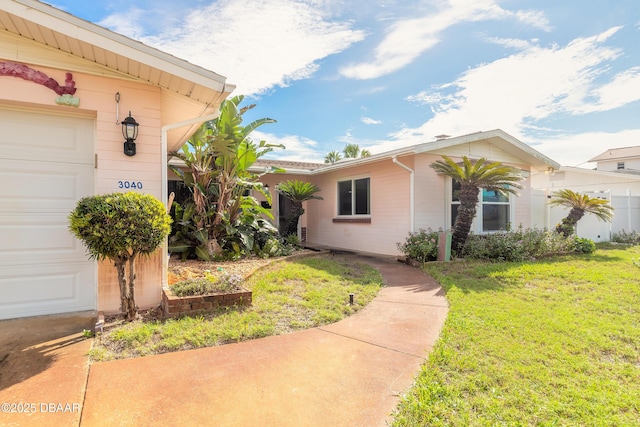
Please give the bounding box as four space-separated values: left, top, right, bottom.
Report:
162 288 252 317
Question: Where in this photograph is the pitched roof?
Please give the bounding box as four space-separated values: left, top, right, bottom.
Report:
588 146 640 162
299 129 560 174
1 0 235 104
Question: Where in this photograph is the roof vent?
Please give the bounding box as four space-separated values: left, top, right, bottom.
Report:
435 134 450 140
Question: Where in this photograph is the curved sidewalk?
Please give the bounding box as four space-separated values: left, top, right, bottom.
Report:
80 255 448 426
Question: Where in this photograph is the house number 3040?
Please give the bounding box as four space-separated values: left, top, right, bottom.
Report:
118 181 143 189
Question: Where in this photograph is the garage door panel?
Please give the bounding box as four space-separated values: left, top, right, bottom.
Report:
0 160 93 213
0 107 96 319
0 263 96 320
0 107 94 164
0 218 87 263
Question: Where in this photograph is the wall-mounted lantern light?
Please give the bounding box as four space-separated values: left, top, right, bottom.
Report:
121 111 139 156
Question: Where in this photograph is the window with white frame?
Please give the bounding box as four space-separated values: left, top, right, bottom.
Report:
338 177 370 216
450 179 512 232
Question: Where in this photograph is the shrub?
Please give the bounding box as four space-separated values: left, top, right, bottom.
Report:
572 237 596 253
462 227 576 262
397 228 440 262
69 192 171 320
171 272 244 297
612 229 640 244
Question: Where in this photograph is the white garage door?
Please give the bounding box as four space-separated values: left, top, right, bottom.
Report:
0 106 96 320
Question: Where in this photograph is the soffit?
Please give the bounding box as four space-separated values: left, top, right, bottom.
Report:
0 0 235 105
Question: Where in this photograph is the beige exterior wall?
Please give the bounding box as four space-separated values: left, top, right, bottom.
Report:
0 61 165 313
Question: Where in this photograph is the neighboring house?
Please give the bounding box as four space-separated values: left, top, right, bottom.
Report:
0 0 234 320
256 129 560 256
588 146 640 173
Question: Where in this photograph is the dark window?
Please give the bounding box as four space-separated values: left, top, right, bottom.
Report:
338 177 370 216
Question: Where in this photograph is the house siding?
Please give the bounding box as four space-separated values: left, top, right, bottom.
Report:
0 62 165 314
305 159 411 255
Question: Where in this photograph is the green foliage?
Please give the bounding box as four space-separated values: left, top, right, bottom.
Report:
572 237 596 253
168 95 285 260
461 227 579 262
69 192 171 261
171 272 244 297
69 192 171 320
612 229 640 244
397 228 440 262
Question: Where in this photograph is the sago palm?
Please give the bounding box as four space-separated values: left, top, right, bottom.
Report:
430 155 523 255
548 189 614 237
278 180 323 237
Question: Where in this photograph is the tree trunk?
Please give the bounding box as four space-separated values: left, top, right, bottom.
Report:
452 185 479 255
114 255 138 321
283 202 304 237
556 208 585 237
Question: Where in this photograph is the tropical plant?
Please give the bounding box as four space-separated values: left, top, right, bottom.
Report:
324 150 342 164
548 189 614 237
430 155 523 255
168 95 284 260
277 180 323 237
68 192 171 321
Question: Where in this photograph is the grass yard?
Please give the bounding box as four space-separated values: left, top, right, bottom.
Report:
393 244 640 426
89 254 382 361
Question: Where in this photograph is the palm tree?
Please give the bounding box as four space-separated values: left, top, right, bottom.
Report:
277 180 323 237
343 143 361 158
360 149 371 158
548 189 614 237
324 150 342 164
430 155 524 255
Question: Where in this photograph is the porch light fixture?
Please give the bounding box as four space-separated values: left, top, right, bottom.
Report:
121 111 139 156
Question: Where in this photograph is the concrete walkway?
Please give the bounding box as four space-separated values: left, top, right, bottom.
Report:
1 255 448 426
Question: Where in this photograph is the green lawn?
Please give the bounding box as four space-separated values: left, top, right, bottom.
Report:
89 254 382 361
393 244 640 426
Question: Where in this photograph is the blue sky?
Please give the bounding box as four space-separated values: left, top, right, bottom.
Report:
51 0 640 167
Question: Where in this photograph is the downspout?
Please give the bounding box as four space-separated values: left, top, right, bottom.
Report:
161 111 221 289
392 156 415 233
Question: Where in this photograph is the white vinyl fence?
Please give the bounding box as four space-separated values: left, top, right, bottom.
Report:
532 190 640 242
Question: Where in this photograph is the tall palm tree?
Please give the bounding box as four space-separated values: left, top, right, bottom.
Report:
430 155 524 255
343 143 361 158
324 150 342 164
548 189 614 237
277 180 323 237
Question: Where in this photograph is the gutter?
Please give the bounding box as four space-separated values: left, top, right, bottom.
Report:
160 112 221 289
392 156 415 233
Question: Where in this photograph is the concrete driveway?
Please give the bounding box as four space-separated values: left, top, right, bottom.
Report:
0 311 96 426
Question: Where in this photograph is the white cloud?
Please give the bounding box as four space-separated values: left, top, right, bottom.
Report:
582 67 640 113
252 131 325 162
384 27 631 149
533 129 640 167
483 36 536 50
339 0 550 80
103 0 365 95
361 116 382 125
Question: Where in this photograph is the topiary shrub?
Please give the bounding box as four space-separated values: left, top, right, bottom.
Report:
69 192 171 320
